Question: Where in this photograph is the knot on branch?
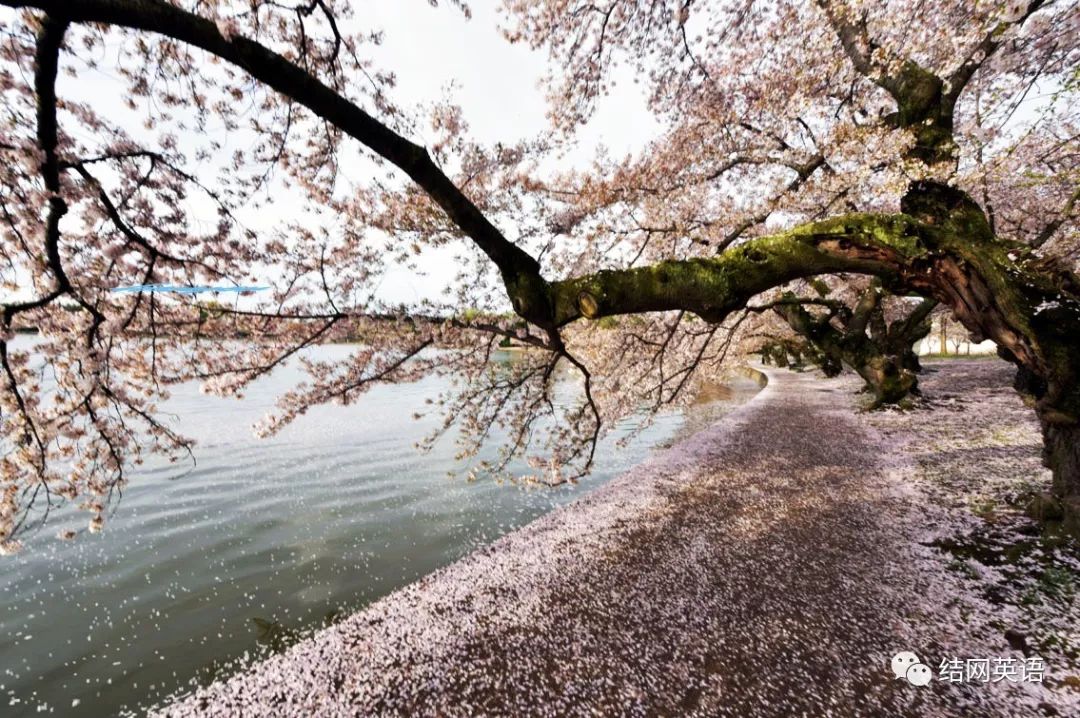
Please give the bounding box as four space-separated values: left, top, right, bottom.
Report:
505 271 556 329
577 291 600 319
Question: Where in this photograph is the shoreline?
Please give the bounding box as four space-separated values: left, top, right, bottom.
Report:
157 361 1078 717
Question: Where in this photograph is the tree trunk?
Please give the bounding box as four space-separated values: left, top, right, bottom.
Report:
1035 419 1080 530
769 289 930 405
855 355 918 407
1043 421 1080 498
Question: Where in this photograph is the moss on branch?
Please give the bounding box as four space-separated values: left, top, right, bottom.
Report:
550 213 927 326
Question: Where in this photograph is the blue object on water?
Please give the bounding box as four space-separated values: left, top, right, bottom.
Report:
111 284 270 294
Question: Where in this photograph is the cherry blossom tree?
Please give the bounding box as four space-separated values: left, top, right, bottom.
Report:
1 0 1078 552
751 284 937 405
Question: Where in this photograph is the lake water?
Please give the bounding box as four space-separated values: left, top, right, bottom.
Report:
0 343 759 716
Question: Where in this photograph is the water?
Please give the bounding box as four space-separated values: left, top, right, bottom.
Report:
0 344 759 716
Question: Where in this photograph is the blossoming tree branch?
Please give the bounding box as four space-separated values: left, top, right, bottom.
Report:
0 0 1077 551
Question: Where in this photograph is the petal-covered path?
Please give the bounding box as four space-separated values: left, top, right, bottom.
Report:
159 364 1069 717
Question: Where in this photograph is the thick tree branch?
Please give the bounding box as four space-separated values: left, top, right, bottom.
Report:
813 0 876 78
891 297 938 338
847 284 882 336
34 15 71 294
552 213 931 326
30 15 107 345
3 0 551 323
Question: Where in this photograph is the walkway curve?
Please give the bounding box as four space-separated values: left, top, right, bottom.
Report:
157 366 1047 717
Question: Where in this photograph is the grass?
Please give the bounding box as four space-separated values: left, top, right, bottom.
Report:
920 352 1000 360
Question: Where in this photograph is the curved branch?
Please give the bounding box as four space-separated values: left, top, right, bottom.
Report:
3 0 551 321
552 213 930 326
890 297 938 338
847 283 882 336
747 296 848 316
34 15 71 293
813 0 876 78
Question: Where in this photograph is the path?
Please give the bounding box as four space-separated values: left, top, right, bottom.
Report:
159 365 1060 717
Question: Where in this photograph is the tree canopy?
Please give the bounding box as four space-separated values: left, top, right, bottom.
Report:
1 0 1078 552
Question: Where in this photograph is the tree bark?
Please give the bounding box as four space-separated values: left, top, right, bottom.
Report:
768 289 930 407
1042 420 1080 518
883 298 936 373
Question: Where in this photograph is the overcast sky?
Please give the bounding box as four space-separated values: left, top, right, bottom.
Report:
370 2 656 156
0 2 659 307
358 1 660 303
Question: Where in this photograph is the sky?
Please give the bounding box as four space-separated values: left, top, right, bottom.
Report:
360 1 661 304
367 2 657 165
0 2 661 307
